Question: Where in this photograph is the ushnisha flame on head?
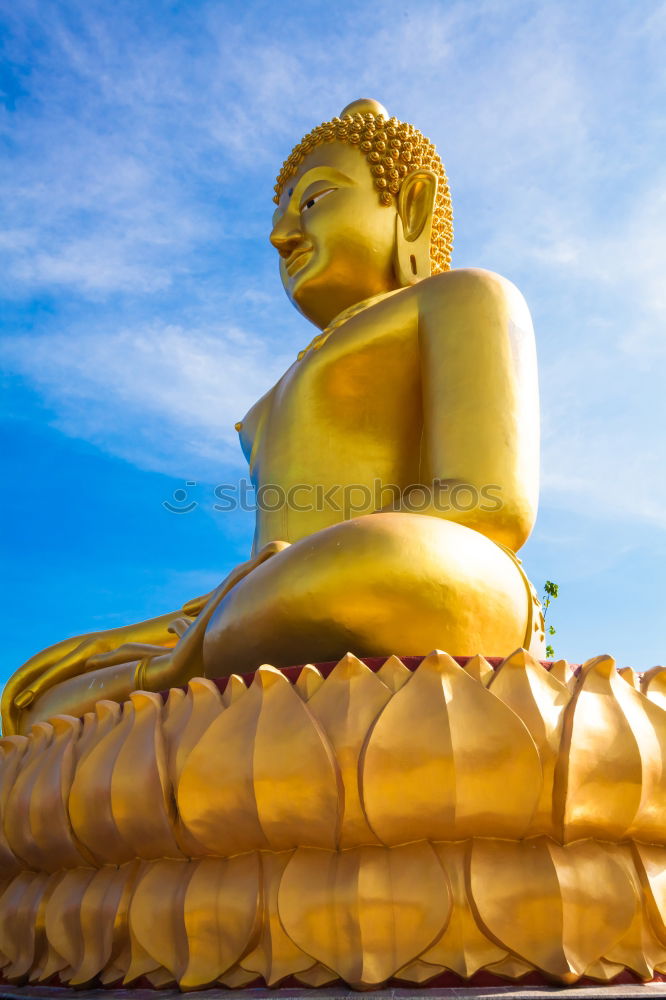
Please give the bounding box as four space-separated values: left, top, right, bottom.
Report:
274 98 454 274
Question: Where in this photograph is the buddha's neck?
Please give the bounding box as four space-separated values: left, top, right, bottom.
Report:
297 288 405 362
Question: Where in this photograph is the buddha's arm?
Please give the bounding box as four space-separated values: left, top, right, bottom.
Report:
3 542 289 733
0 608 196 734
413 268 540 552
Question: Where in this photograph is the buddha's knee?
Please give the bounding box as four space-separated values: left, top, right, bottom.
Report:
202 513 538 672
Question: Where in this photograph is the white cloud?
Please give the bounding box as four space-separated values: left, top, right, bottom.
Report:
1 321 293 477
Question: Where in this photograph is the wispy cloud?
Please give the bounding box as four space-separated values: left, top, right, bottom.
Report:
1 321 293 477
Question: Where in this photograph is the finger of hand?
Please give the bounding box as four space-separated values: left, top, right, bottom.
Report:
87 643 171 670
181 594 211 616
167 617 193 638
13 636 113 708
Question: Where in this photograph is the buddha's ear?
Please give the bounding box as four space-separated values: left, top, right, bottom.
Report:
394 170 438 286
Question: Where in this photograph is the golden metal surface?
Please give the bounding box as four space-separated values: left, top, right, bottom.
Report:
487 648 569 837
305 653 392 848
278 843 450 988
3 99 542 734
555 655 666 844
177 665 340 857
420 841 508 977
361 651 542 844
0 653 666 988
469 839 638 981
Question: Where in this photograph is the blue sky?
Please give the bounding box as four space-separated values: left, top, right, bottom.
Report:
1 0 665 682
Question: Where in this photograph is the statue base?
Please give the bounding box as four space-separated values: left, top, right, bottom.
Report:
2 652 666 991
3 984 666 1000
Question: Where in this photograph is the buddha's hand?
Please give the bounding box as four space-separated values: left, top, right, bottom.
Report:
181 593 213 617
9 632 187 716
125 540 292 695
7 541 290 723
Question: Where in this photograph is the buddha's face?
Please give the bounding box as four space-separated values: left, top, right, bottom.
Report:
270 142 400 329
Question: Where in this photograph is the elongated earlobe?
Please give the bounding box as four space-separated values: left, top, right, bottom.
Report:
394 170 438 287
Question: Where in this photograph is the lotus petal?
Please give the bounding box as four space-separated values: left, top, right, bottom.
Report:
549 659 574 686
307 653 392 847
161 687 189 768
394 958 445 983
583 957 626 981
278 842 449 987
556 656 642 841
420 841 507 976
219 964 260 987
642 667 666 711
4 723 53 868
489 648 569 836
161 679 226 857
43 867 98 982
69 861 141 986
65 694 181 865
633 843 666 947
556 655 666 843
463 654 494 685
376 655 411 692
361 651 542 844
29 871 73 983
164 678 224 789
69 701 137 865
470 838 636 980
109 691 182 859
75 701 121 765
221 673 249 706
295 664 324 701
485 955 535 979
0 870 52 980
619 667 640 690
22 716 92 871
144 968 177 987
241 849 315 985
0 736 27 874
178 665 340 855
180 854 262 989
296 962 338 985
603 846 666 979
126 859 190 982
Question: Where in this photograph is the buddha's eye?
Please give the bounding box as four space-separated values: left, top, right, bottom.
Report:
300 187 335 212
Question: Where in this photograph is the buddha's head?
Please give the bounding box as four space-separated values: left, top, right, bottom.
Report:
270 99 453 329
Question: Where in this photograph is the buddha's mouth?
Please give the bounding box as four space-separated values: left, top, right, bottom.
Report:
286 246 312 276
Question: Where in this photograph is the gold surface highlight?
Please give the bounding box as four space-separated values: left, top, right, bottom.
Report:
2 651 666 989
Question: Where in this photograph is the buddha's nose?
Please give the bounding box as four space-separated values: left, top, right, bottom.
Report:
270 215 304 259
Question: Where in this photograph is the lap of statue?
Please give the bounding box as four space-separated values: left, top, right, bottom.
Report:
4 513 543 734
203 513 541 671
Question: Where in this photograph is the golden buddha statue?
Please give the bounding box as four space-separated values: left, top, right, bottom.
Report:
2 98 544 736
2 99 666 994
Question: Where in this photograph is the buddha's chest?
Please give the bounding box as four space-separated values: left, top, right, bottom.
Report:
255 310 423 489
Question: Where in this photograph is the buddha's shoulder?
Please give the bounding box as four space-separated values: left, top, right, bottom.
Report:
416 267 532 326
